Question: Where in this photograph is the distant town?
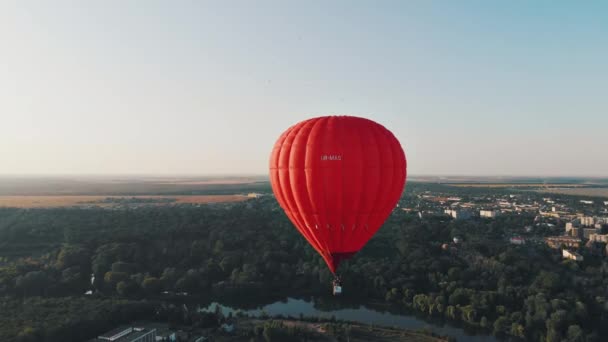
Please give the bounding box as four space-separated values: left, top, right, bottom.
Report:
403 188 608 263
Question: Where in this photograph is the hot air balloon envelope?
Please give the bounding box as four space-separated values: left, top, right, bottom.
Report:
269 116 407 274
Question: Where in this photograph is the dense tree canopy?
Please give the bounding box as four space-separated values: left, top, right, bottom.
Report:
1 183 607 341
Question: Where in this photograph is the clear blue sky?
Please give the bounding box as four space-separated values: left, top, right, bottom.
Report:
1 1 607 176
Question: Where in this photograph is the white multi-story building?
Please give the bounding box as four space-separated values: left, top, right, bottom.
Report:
581 216 595 227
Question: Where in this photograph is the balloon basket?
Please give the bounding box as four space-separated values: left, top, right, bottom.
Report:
333 285 342 296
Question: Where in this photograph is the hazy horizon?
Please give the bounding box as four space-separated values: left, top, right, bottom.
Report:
2 1 607 177
1 173 608 180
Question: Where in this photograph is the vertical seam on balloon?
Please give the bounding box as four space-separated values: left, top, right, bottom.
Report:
338 116 346 253
270 125 296 197
284 122 312 243
274 124 300 221
311 117 333 258
376 124 395 228
365 120 383 247
352 118 366 249
275 122 320 254
339 117 355 253
295 119 328 257
270 125 295 212
320 116 335 256
346 119 365 252
288 122 324 254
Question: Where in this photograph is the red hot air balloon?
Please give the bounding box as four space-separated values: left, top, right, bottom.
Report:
269 116 407 276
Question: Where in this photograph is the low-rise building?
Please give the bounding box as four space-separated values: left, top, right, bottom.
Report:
546 236 582 249
445 209 472 220
589 234 608 243
581 216 595 227
480 209 500 218
94 326 156 342
563 249 584 261
510 236 526 245
221 323 235 333
584 228 599 239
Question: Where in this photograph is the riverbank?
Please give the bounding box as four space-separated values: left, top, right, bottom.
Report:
200 297 496 342
236 318 450 342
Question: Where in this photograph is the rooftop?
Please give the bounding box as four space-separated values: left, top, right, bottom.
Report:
93 327 156 342
98 326 132 339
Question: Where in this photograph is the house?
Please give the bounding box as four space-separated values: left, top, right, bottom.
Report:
510 237 525 245
583 228 599 239
480 210 500 218
93 326 156 342
562 249 583 261
546 236 582 249
445 209 472 220
589 234 608 243
221 323 235 333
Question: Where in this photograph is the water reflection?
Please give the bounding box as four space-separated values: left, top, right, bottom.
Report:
198 297 497 342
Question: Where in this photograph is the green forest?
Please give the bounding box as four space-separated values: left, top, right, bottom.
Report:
1 183 607 341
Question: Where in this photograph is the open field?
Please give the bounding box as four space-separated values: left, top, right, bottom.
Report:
410 175 608 182
242 319 447 342
537 188 608 198
447 183 587 188
0 176 270 196
0 195 249 208
155 177 262 185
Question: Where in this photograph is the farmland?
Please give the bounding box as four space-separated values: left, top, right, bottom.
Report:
536 188 608 198
0 176 270 196
0 195 249 208
446 183 586 188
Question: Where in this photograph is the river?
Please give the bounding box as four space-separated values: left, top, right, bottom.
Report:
199 297 497 342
